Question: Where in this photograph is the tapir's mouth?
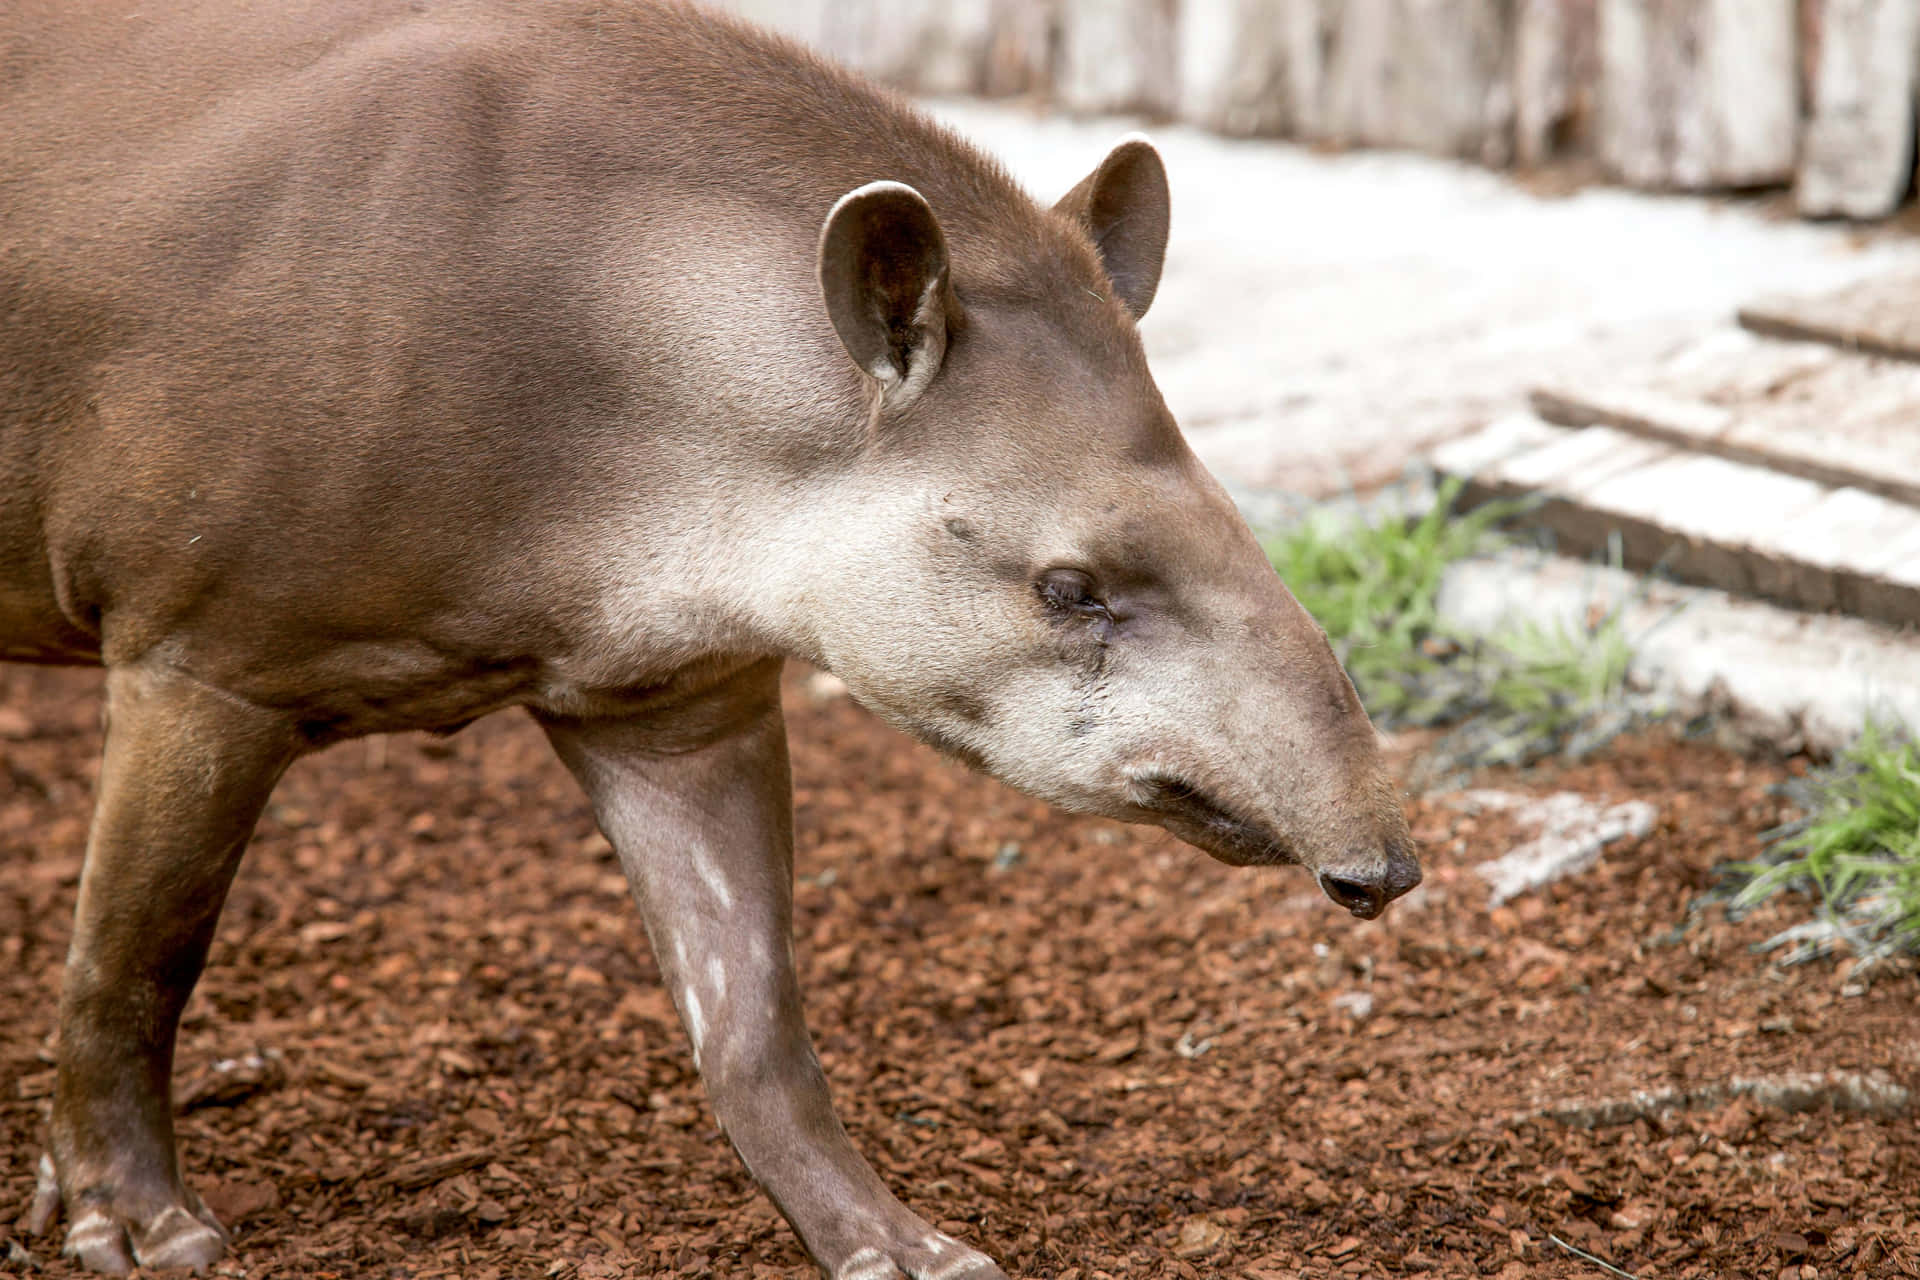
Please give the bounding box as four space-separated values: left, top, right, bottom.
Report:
1132 774 1292 867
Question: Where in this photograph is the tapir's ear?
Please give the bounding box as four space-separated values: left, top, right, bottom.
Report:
1052 134 1170 319
818 180 954 410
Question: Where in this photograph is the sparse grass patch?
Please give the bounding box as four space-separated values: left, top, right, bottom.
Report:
1729 725 1920 964
1261 480 1637 778
1264 483 1919 963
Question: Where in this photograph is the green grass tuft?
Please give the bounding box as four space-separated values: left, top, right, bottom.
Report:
1730 725 1920 963
1263 480 1507 719
1261 479 1636 778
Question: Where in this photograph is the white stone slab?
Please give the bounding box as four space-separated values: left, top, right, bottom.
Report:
1797 489 1920 576
1532 326 1920 509
1741 273 1920 364
1573 452 1833 546
1533 384 1735 441
1429 414 1564 479
1489 424 1670 495
1439 413 1920 626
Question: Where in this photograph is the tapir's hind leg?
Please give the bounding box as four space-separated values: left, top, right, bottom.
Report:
539 664 1008 1280
30 664 296 1275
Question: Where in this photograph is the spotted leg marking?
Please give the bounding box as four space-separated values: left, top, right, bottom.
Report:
539 662 1009 1280
35 664 296 1275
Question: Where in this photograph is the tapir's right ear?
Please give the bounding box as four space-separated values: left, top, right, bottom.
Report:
1052 135 1170 319
818 181 953 411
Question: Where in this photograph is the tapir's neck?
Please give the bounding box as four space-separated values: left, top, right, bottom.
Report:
535 393 877 707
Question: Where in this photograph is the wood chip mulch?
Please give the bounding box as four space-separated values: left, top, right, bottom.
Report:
3 663 1916 1279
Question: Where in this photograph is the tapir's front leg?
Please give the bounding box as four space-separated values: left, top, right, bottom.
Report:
31 664 298 1275
539 665 1006 1280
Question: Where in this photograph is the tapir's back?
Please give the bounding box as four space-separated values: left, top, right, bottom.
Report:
3 0 1054 435
0 0 1071 669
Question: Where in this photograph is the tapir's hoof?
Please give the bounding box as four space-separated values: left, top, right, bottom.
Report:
29 1153 230 1275
828 1237 1010 1280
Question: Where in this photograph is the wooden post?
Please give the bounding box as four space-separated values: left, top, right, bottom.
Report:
1056 0 1179 115
983 0 1057 97
1599 0 1799 190
1797 0 1920 219
1315 0 1514 164
1514 0 1603 166
1176 0 1323 137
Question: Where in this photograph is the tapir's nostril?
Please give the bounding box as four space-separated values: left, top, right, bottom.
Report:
1386 850 1423 898
1319 873 1386 919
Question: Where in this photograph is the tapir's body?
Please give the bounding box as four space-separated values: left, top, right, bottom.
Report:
4 3 1419 1276
5 0 1042 716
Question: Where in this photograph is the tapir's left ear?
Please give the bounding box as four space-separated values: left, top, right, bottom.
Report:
1052 134 1170 320
819 180 954 410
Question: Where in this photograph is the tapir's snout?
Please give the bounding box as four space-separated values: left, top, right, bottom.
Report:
1128 761 1422 922
1317 835 1423 920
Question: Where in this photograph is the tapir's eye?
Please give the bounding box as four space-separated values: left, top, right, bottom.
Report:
1037 568 1110 620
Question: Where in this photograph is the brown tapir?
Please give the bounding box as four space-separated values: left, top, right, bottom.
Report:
2 1 1420 1274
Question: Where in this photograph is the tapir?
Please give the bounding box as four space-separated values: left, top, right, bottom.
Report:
2 1 1421 1274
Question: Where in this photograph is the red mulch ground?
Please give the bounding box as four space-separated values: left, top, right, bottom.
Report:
3 663 1916 1279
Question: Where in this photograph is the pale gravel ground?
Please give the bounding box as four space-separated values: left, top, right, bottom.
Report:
927 99 1920 496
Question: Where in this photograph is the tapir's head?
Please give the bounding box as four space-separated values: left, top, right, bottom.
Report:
803 136 1418 920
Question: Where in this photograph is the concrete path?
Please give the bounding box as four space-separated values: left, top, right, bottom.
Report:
929 99 1920 496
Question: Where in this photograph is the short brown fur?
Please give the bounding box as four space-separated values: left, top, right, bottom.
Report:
4 4 1417 1276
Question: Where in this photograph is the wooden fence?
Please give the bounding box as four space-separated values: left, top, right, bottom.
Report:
713 0 1920 221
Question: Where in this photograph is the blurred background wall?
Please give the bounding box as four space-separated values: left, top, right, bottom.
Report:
710 0 1920 222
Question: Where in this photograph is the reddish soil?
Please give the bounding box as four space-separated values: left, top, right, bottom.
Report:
3 663 1916 1279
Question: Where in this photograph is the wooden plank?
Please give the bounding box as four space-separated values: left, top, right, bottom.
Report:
1532 327 1920 509
1738 273 1920 364
1575 451 1832 604
1598 0 1798 190
1436 420 1920 627
1857 525 1920 625
1796 0 1920 220
1787 488 1920 616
